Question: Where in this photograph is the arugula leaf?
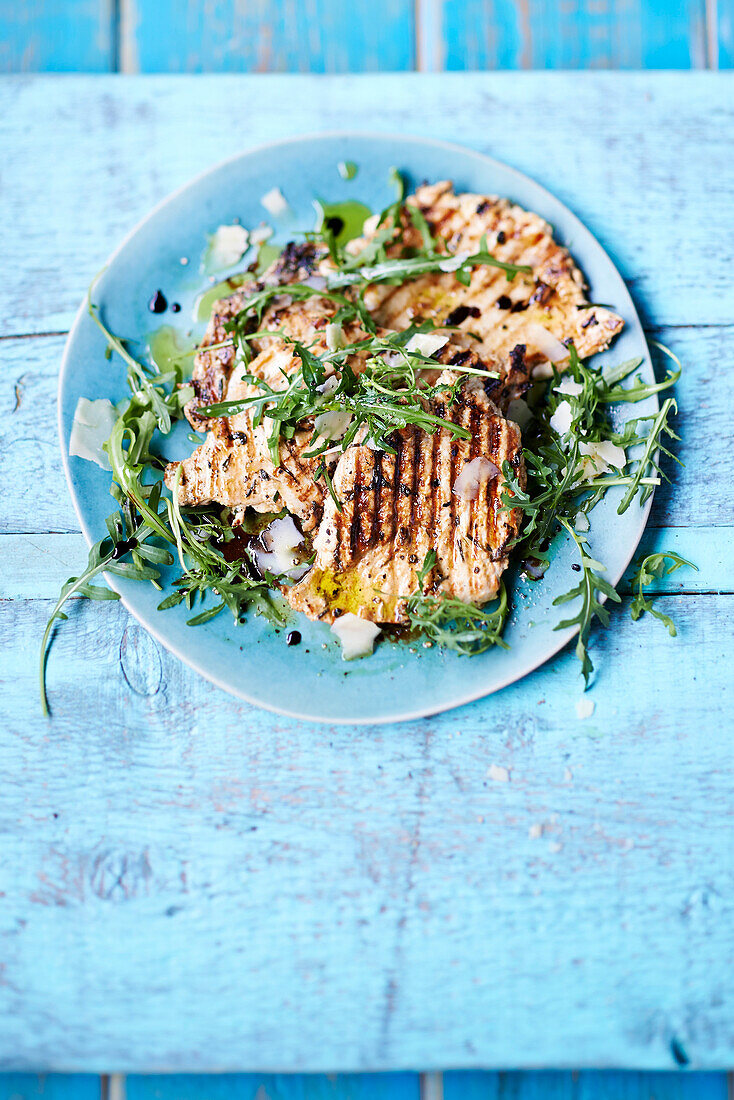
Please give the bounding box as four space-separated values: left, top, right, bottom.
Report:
629 551 697 635
404 551 509 655
554 518 621 687
39 514 163 716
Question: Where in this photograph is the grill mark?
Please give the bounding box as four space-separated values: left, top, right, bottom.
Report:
409 426 419 531
448 405 463 546
389 432 402 547
372 282 402 316
488 418 501 548
348 450 363 561
370 450 383 551
278 440 303 485
434 208 462 239
466 401 482 564
475 406 491 558
426 427 439 545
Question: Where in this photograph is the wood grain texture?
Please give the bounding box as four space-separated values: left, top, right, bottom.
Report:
2 0 730 74
0 1073 731 1097
124 1073 419 1097
0 74 732 1077
2 593 732 1069
1 74 732 336
437 0 708 71
719 0 734 65
120 0 415 74
443 1071 731 1097
0 1 113 73
0 1076 100 1098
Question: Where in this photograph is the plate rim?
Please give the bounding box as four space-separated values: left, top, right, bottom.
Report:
58 130 655 725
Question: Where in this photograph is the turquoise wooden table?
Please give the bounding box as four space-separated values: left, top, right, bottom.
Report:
0 71 733 1098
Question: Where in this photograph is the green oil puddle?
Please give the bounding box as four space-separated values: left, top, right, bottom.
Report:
146 324 194 375
315 199 371 246
194 273 249 323
194 242 282 322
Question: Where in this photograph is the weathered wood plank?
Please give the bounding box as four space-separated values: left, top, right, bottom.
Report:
443 1070 730 1097
2 592 732 1069
2 524 728 602
437 0 708 72
0 74 731 334
0 1 113 73
121 0 414 74
1 323 728 535
719 0 734 66
0 1076 100 1098
124 1072 419 1097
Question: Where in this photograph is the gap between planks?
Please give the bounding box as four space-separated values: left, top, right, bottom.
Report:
707 0 720 68
421 1071 443 1100
101 1075 125 1100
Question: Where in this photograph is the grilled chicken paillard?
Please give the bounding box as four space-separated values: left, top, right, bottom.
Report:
167 291 371 534
166 179 626 652
288 374 524 624
352 181 624 369
185 241 326 431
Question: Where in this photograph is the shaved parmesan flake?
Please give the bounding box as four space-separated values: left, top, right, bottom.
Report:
525 322 569 363
325 322 344 351
314 407 352 442
250 516 307 580
250 224 273 245
549 400 574 438
578 439 627 480
361 213 380 238
331 613 382 660
576 696 595 720
314 374 351 441
438 251 470 273
555 377 583 397
69 397 117 469
260 187 289 216
318 375 339 395
453 456 499 501
405 332 448 358
505 397 533 431
208 224 249 269
531 360 555 380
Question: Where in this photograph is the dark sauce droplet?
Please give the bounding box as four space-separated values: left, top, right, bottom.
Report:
325 215 345 237
572 563 581 572
111 536 138 560
170 302 181 313
148 290 167 313
496 295 512 310
286 630 302 647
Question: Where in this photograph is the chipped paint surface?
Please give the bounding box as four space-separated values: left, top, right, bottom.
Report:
0 73 732 1079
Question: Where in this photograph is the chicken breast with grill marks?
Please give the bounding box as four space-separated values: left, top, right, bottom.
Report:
287 373 524 624
350 181 624 370
166 293 371 534
167 292 511 539
186 241 327 432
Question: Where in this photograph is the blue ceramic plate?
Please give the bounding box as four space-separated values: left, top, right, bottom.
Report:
59 133 656 724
